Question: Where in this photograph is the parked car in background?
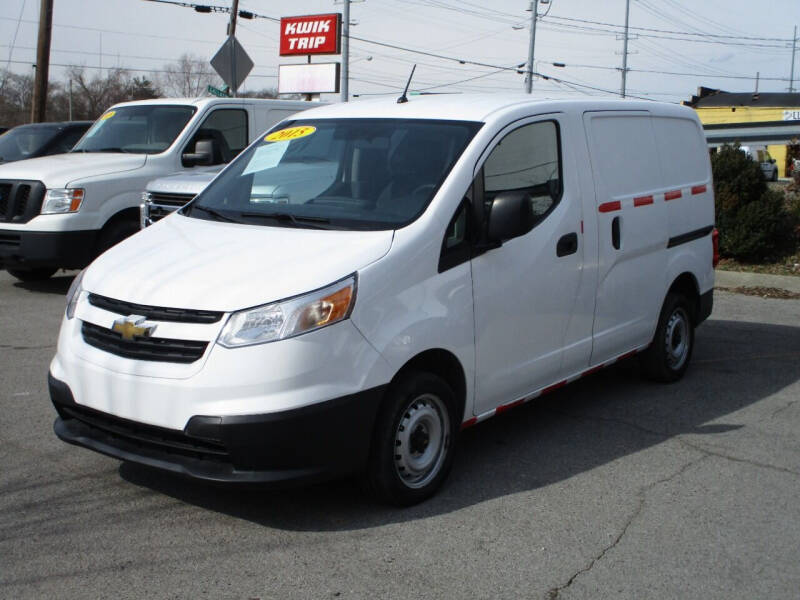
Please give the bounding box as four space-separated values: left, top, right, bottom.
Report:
0 98 317 281
0 121 92 164
741 145 779 181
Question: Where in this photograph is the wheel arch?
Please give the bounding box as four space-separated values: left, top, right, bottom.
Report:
667 271 701 324
100 206 140 231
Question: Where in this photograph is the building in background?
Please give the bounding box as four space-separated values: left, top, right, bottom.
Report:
684 87 800 178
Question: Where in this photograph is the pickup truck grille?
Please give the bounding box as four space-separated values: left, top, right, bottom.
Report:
145 192 195 225
82 321 209 364
88 293 224 324
0 180 45 223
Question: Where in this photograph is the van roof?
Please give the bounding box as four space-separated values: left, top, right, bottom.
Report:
293 94 694 123
106 97 321 110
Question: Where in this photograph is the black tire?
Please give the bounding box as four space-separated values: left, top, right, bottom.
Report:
7 267 57 282
96 218 139 256
364 371 458 506
640 292 695 383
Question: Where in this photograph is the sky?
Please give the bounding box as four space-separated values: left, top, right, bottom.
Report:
1 0 799 104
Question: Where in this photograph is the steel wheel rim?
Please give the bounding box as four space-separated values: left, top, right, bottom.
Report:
665 307 690 370
393 393 450 489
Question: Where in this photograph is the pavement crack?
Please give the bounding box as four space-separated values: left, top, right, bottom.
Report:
0 343 55 350
545 455 707 599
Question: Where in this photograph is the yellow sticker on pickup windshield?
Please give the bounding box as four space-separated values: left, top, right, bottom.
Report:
265 125 316 143
99 111 116 121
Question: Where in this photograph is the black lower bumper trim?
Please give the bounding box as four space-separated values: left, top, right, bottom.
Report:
698 289 713 325
49 373 386 486
0 229 98 269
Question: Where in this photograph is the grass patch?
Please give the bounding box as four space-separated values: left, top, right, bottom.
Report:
716 286 800 300
717 253 800 277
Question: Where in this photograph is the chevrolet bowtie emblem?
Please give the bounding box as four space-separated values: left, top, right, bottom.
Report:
111 315 157 341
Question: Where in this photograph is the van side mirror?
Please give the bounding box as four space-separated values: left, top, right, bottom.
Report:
486 191 535 243
182 139 215 167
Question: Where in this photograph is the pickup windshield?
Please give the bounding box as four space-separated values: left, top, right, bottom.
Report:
184 118 482 230
72 105 196 154
0 124 61 162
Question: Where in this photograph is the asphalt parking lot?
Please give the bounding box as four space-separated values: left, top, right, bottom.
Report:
1 269 799 599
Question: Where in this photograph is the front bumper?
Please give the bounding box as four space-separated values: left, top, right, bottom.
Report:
0 228 98 269
50 373 386 485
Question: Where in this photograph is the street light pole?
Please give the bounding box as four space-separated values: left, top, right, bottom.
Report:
620 0 631 98
228 0 239 97
341 0 350 102
525 0 538 94
790 25 797 93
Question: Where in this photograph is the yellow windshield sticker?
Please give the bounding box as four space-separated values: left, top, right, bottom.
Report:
265 125 316 143
99 111 116 121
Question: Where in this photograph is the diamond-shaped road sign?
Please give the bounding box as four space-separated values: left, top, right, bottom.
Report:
210 36 254 93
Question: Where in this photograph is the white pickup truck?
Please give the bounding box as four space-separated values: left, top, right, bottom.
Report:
0 97 315 281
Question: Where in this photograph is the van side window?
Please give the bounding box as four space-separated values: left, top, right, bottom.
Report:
439 199 471 273
185 109 248 166
483 120 562 221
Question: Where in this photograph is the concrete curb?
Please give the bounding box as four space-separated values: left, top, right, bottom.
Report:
715 270 800 294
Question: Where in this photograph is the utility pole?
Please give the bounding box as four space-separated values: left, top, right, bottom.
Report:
341 0 350 102
525 0 539 93
31 0 53 123
790 25 797 93
227 0 239 97
620 0 630 98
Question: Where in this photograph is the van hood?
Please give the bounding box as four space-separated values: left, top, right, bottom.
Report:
145 167 221 196
83 213 394 312
0 153 146 186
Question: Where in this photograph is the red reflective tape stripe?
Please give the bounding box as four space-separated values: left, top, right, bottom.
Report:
460 417 477 430
541 380 567 395
664 190 682 201
496 399 524 414
633 195 654 207
691 185 707 195
581 364 605 378
598 201 621 213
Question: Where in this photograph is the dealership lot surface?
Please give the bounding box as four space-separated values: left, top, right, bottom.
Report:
1 269 799 599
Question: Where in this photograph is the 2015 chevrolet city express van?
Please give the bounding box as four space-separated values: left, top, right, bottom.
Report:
50 95 717 505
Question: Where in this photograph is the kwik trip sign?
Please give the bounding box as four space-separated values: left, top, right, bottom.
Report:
280 13 342 56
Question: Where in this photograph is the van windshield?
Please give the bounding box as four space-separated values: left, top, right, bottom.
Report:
0 124 61 162
184 118 482 230
72 105 196 154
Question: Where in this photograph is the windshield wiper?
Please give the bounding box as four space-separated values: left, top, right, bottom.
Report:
240 212 332 229
189 204 241 224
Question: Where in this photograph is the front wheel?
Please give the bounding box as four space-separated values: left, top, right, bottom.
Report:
364 371 458 506
640 292 695 382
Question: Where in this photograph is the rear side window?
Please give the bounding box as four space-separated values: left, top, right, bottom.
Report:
483 120 562 220
585 114 661 199
651 117 709 186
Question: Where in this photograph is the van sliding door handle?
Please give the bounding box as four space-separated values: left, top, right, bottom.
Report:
612 217 621 250
556 232 578 257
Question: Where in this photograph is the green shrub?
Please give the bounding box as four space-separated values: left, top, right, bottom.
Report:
711 144 797 262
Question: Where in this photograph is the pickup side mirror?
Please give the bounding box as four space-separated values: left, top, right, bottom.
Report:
182 139 215 167
486 191 535 243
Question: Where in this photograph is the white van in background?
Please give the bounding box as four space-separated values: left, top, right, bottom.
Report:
0 97 316 281
50 95 717 505
741 145 779 181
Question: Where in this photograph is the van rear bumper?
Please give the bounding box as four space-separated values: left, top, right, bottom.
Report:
49 373 386 485
698 289 713 325
0 229 97 270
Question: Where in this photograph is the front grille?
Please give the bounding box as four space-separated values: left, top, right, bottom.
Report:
0 232 20 248
146 192 195 224
59 402 229 461
0 180 45 223
89 293 224 324
82 320 208 364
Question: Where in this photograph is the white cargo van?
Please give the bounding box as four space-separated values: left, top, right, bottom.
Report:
49 95 717 505
0 97 315 281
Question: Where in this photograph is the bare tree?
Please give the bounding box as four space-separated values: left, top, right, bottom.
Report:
159 54 220 98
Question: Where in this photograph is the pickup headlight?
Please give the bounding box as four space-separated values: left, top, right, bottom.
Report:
217 275 356 348
41 188 85 214
66 269 85 319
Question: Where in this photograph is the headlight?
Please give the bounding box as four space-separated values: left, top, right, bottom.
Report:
66 269 85 319
41 188 85 214
217 275 357 348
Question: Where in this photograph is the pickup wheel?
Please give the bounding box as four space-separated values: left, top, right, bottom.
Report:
640 292 695 383
96 219 139 256
6 267 57 282
364 371 457 506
